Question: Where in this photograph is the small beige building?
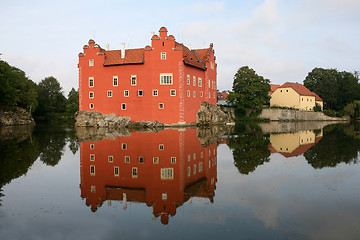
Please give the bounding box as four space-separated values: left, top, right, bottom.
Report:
270 82 323 111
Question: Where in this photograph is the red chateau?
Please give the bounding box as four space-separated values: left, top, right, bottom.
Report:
80 128 217 224
78 27 217 125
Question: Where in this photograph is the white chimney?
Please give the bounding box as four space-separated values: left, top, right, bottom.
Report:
105 43 109 51
188 43 192 51
121 43 125 59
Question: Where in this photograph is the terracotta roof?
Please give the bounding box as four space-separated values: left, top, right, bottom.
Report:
217 92 229 100
269 84 280 94
175 42 207 70
104 48 144 66
279 82 322 101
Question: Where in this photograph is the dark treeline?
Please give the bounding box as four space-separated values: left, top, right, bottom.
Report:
0 59 78 122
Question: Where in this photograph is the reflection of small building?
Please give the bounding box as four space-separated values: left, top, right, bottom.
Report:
270 82 323 111
269 130 323 157
80 128 217 225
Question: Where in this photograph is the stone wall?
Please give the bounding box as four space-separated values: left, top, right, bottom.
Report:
259 121 346 133
0 108 34 126
259 108 348 121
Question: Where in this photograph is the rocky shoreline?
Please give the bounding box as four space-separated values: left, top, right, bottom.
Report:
0 108 35 126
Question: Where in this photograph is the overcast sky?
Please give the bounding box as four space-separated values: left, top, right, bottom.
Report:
1 0 360 95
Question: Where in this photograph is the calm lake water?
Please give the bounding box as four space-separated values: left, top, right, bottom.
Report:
0 122 359 240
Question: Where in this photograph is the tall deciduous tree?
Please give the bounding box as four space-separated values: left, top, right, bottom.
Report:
66 88 79 117
227 66 270 115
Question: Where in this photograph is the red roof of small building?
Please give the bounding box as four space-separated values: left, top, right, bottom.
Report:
217 92 229 100
279 82 322 101
104 48 145 66
269 84 280 94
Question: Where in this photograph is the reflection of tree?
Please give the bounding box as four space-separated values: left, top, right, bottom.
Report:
67 129 79 155
227 123 270 174
304 124 360 169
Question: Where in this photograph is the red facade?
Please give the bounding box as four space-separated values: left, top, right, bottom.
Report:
79 128 217 224
78 27 217 125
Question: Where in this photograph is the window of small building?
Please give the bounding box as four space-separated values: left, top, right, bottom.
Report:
159 144 164 150
107 91 112 97
159 103 164 109
90 165 95 176
153 157 159 164
124 156 130 163
91 185 96 193
138 90 143 96
161 168 173 180
113 76 118 86
170 89 176 96
187 75 190 85
122 143 127 150
131 75 137 86
114 166 119 176
132 167 138 178
89 77 94 87
121 103 126 110
124 90 129 97
108 156 113 162
161 52 166 60
138 156 144 163
162 193 167 200
160 73 173 85
153 89 158 96
89 92 94 99
89 59 94 66
89 103 94 109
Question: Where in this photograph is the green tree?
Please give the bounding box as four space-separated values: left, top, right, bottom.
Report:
66 88 79 117
34 76 66 121
227 66 270 115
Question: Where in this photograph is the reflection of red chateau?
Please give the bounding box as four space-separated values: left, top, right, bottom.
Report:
78 27 217 124
80 128 217 224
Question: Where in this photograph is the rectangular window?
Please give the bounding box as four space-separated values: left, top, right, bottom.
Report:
193 164 196 175
89 59 94 66
113 76 118 86
193 76 196 86
211 61 214 69
121 103 126 110
108 155 113 162
200 91 203 97
187 90 190 97
114 166 119 176
187 75 190 85
91 185 96 193
213 92 215 98
162 193 167 200
153 157 159 164
208 80 211 88
138 90 143 96
89 77 94 87
90 165 95 176
161 52 166 59
124 90 129 97
199 162 203 172
131 75 137 86
90 144 94 149
193 91 196 98
122 143 127 150
171 157 176 163
170 89 176 96
89 92 94 99
89 103 94 109
198 77 202 87
160 73 173 85
159 144 164 150
161 168 174 180
153 89 158 96
124 156 130 163
90 154 95 161
107 91 112 97
193 153 196 160
132 167 138 178
188 154 190 161
159 103 164 109
138 157 144 163
200 151 203 158
187 166 191 177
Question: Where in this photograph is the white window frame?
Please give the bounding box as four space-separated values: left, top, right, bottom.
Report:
108 155 114 162
122 143 127 150
187 75 190 85
131 75 137 86
200 91 203 97
89 59 94 66
193 76 196 86
161 52 166 60
113 76 118 86
107 90 112 97
132 167 138 178
193 91 196 98
198 77 202 87
138 156 144 163
160 73 173 85
161 168 174 180
90 144 94 149
90 165 95 176
90 154 95 161
91 185 96 193
114 166 119 176
153 89 158 96
171 157 176 164
89 77 94 87
89 92 94 99
124 156 130 163
159 144 164 150
89 103 94 109
153 157 159 164
159 103 164 109
121 103 126 110
138 90 144 96
124 90 129 97
170 89 176 96
187 90 190 97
